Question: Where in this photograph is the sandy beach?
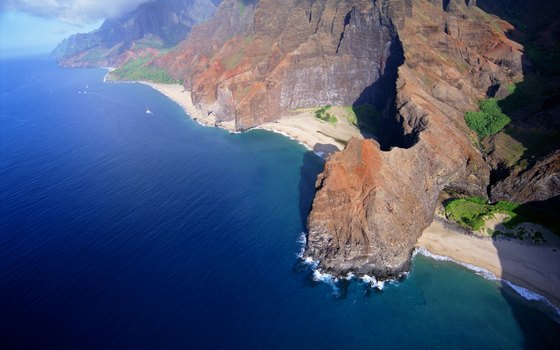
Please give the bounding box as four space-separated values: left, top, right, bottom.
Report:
259 108 363 153
139 82 362 152
138 82 237 132
417 219 560 309
138 81 560 311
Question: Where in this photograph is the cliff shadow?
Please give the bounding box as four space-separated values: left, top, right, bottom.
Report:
465 2 560 343
351 33 405 151
297 151 325 231
478 0 560 184
292 150 324 279
492 51 560 350
490 196 560 349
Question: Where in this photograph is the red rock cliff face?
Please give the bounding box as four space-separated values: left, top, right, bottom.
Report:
157 0 408 130
306 0 523 277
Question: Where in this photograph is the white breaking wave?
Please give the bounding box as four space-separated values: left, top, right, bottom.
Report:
415 246 560 318
361 275 385 290
414 247 496 280
296 232 307 258
312 269 340 294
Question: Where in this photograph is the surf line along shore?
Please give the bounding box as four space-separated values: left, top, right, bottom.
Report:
417 219 560 313
125 80 560 315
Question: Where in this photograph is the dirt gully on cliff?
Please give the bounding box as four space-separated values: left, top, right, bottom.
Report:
306 0 525 279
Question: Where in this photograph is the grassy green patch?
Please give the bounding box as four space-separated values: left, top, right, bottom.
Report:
444 197 521 231
464 98 511 139
314 106 337 124
112 56 177 83
345 103 381 134
343 106 358 126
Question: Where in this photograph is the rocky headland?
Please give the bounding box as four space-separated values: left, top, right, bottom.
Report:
55 0 560 283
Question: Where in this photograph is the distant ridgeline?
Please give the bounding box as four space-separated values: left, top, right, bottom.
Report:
52 0 220 70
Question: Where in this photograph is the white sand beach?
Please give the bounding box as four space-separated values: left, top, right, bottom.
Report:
259 108 363 153
139 81 560 309
418 220 560 308
138 82 239 131
139 82 362 152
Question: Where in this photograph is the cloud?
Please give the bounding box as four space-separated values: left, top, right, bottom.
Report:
0 0 150 24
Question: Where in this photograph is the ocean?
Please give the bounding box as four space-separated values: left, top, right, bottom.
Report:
1 57 559 349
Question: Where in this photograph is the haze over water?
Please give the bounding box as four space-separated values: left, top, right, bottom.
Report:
1 57 558 349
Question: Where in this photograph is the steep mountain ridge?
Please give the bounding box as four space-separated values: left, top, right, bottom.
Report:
53 0 557 279
306 0 524 277
53 0 217 68
148 0 525 278
155 0 408 130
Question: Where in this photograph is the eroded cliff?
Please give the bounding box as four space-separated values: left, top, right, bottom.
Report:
306 0 524 278
53 0 545 279
156 0 407 130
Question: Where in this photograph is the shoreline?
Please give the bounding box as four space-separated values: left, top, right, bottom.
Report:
113 78 560 315
133 81 362 154
417 219 560 313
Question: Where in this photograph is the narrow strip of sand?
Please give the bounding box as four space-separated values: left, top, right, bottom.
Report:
259 110 363 152
136 81 560 310
138 82 362 152
137 82 239 131
417 220 560 309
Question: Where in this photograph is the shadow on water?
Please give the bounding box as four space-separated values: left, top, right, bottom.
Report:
475 1 560 347
494 197 560 349
297 151 324 231
292 150 324 283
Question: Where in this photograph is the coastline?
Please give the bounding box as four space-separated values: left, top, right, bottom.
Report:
417 219 560 311
135 82 362 154
136 82 236 132
117 79 560 314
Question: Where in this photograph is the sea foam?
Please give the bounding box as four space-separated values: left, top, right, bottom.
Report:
415 246 560 318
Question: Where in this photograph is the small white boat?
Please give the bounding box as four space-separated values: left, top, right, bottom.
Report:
146 107 152 114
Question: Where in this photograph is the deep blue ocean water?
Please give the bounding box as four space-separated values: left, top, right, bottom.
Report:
1 57 559 349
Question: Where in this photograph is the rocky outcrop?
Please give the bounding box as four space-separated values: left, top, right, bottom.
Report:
306 0 523 278
156 0 406 130
53 0 217 68
53 0 534 279
491 150 560 203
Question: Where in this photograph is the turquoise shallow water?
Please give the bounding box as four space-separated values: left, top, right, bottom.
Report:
0 57 559 349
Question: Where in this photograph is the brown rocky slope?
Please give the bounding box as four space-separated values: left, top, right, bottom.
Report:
60 0 529 278
157 0 525 278
156 0 407 129
306 0 524 278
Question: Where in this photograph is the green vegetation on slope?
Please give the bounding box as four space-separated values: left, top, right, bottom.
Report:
315 106 337 124
464 98 511 139
112 56 178 84
344 103 381 135
444 197 520 231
